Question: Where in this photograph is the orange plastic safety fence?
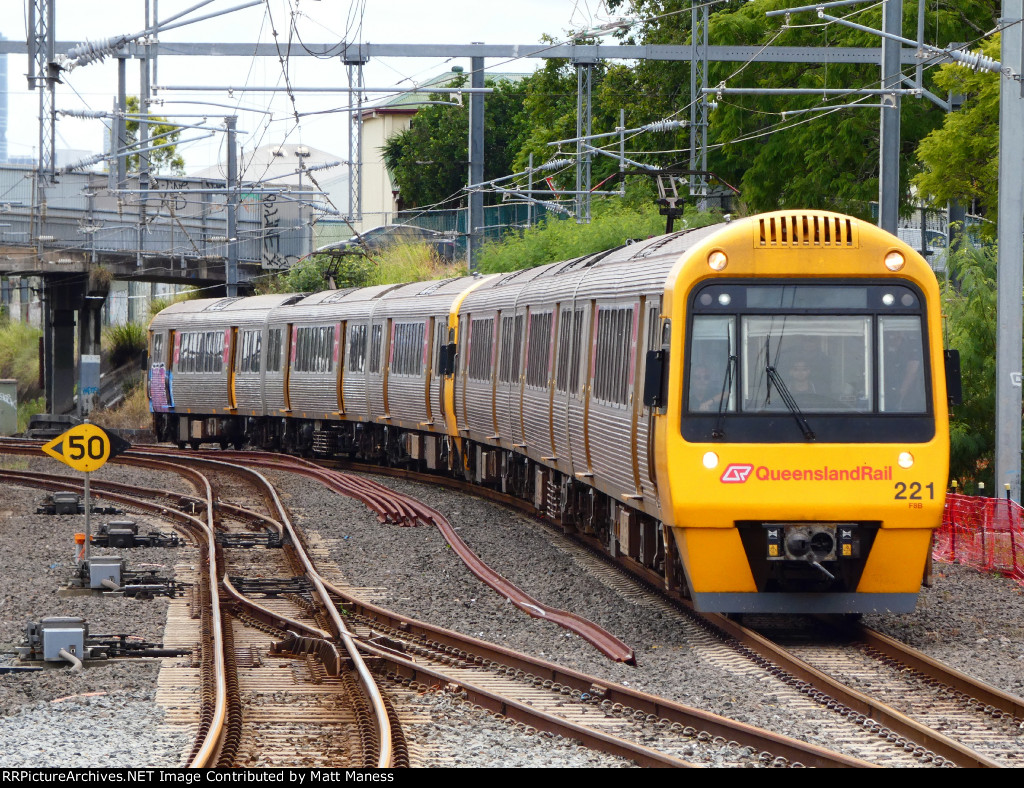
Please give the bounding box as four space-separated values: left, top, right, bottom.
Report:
935 493 1024 585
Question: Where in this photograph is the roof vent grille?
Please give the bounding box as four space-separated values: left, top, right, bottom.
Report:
757 214 856 248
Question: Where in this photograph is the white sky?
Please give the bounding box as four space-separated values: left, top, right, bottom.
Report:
3 0 618 174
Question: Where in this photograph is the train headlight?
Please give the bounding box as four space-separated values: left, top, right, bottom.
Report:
708 250 728 271
702 451 719 469
898 452 914 469
884 251 905 272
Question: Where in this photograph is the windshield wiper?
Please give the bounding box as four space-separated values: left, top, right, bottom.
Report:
711 355 736 439
766 365 816 440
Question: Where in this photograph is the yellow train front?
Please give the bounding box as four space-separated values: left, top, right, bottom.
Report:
655 211 950 614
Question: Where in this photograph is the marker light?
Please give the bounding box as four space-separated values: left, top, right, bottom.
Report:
898 452 914 469
884 251 905 272
882 293 895 306
703 451 719 469
708 250 728 271
717 293 732 306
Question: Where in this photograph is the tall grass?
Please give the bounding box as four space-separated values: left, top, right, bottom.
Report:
89 380 151 431
0 319 42 401
104 322 147 368
364 242 466 286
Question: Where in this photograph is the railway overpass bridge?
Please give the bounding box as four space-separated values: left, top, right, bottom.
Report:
0 164 308 415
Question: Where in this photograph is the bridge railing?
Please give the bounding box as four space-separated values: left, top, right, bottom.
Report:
0 166 306 270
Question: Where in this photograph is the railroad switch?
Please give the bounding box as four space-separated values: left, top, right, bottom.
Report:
228 576 311 597
17 617 192 666
89 519 182 549
70 555 185 598
217 532 284 549
36 492 119 516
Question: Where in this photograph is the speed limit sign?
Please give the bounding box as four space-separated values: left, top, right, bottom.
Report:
41 424 113 472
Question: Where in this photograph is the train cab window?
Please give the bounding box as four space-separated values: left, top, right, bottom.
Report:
879 316 926 412
688 316 736 412
151 333 165 364
741 315 871 413
683 281 933 443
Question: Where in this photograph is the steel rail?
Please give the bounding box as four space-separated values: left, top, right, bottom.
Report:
310 575 869 767
356 639 697 768
207 449 636 664
127 450 395 768
0 464 229 767
856 625 1024 722
707 613 1007 768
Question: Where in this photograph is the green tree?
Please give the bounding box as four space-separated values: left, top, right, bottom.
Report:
125 96 186 175
913 36 1000 233
605 0 1000 216
381 77 532 209
942 243 1001 489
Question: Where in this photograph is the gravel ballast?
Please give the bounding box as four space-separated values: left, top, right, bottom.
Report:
2 453 1023 766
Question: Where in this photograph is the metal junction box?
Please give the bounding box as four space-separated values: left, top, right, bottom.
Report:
85 557 124 589
53 492 81 515
40 617 87 662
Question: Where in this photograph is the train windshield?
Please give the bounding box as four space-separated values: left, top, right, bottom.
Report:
684 282 931 442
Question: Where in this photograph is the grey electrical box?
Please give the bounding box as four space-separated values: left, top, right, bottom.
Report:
53 492 81 515
0 379 16 436
40 617 87 662
86 557 123 589
104 520 139 548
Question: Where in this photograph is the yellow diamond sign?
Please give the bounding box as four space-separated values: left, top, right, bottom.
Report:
41 424 112 472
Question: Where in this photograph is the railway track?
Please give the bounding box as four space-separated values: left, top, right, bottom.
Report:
4 438 1023 767
730 616 1024 768
293 453 1024 767
0 445 397 768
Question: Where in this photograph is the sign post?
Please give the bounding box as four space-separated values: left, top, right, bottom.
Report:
40 423 131 563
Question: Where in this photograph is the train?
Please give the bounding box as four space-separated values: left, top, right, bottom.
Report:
148 209 956 615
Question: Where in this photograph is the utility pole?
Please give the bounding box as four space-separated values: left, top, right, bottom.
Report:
877 0 902 233
574 55 596 223
690 1 709 210
226 116 239 298
467 51 485 270
995 0 1024 501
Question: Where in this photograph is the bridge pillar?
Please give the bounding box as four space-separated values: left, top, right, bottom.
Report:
43 278 77 415
78 269 110 417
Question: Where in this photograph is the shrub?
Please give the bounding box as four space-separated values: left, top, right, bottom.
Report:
0 319 43 402
474 200 718 273
105 323 147 368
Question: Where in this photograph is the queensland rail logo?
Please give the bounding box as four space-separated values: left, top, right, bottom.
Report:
720 464 754 483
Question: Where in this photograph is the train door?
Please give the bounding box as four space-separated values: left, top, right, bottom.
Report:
639 298 662 500
336 321 346 415
581 301 597 475
227 327 238 411
283 323 294 412
626 298 647 497
383 318 393 418
149 330 174 411
423 316 435 424
546 307 560 461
